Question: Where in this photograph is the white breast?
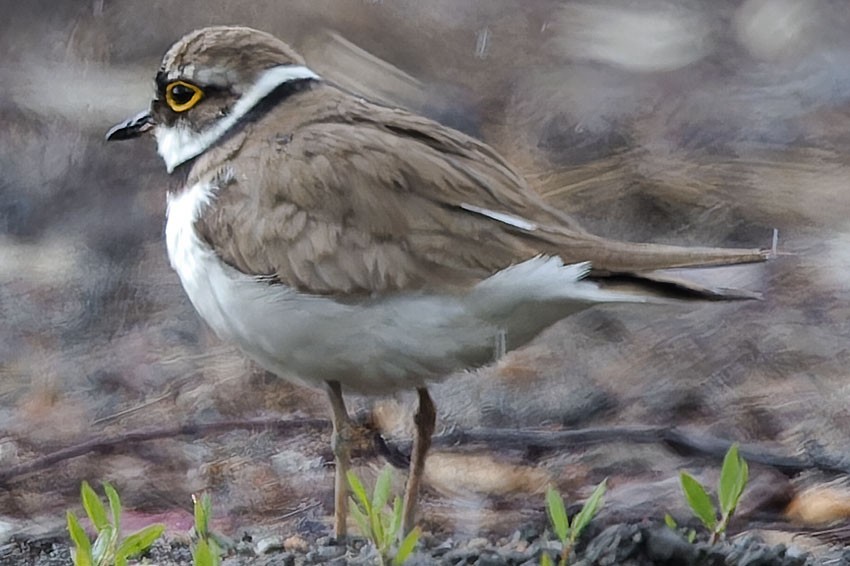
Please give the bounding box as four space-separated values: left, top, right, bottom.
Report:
165 181 231 337
164 182 648 394
164 182 481 393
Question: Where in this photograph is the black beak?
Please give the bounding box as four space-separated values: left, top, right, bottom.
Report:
105 110 153 141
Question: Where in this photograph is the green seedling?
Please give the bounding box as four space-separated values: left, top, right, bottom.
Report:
347 466 420 566
66 480 164 566
191 492 223 566
679 443 749 543
542 479 607 565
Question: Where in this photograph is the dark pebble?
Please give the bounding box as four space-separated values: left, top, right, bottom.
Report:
442 547 476 563
645 525 701 563
499 549 533 563
580 524 644 564
476 550 508 566
316 545 345 559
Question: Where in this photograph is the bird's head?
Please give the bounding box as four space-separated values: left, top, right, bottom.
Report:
105 26 319 172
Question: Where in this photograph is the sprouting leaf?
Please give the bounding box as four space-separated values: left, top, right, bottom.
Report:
545 486 569 543
67 511 93 566
347 470 371 515
718 444 744 516
540 552 555 566
91 533 108 563
208 538 224 566
115 524 165 559
80 481 109 532
192 538 214 566
103 483 122 535
91 527 112 566
687 529 696 543
569 479 607 542
347 468 417 564
370 498 385 547
373 467 393 515
91 526 113 564
193 493 211 535
349 497 372 539
390 497 404 542
664 513 678 530
680 472 716 530
393 526 420 566
385 502 401 547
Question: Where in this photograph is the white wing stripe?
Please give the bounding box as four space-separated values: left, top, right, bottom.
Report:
460 203 538 231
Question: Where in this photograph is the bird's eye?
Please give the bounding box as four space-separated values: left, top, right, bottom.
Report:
165 81 203 112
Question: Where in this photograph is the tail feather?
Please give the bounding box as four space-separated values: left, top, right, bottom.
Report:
515 226 772 300
538 227 771 273
593 273 763 301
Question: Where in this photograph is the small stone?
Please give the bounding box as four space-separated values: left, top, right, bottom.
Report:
442 547 475 563
234 540 256 556
645 526 697 562
432 539 454 557
352 543 381 564
0 519 17 546
283 534 310 553
255 535 285 555
0 544 14 559
785 544 808 560
468 537 489 550
500 549 532 563
579 524 640 564
540 540 563 555
477 550 508 566
518 526 539 542
316 544 345 559
514 540 529 553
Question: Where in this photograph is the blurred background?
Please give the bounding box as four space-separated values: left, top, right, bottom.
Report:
2 0 850 555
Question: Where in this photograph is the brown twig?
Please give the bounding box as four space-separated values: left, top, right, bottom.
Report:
0 417 328 485
2 420 847 486
419 426 850 477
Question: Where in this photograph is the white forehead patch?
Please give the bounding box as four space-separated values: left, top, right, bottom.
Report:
193 66 242 88
155 64 321 172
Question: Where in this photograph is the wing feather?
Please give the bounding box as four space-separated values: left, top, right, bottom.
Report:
194 88 769 297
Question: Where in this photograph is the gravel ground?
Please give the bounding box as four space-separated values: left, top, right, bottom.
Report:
2 522 844 566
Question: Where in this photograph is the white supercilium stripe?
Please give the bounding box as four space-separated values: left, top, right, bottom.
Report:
155 65 320 172
460 203 538 231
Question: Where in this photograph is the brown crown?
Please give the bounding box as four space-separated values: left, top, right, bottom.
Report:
159 26 307 92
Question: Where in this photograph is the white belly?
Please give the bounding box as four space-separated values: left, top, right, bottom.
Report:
165 182 646 394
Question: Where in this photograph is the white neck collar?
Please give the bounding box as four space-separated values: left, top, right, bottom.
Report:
155 64 320 172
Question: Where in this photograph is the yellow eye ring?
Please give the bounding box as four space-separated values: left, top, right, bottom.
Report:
165 81 204 112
